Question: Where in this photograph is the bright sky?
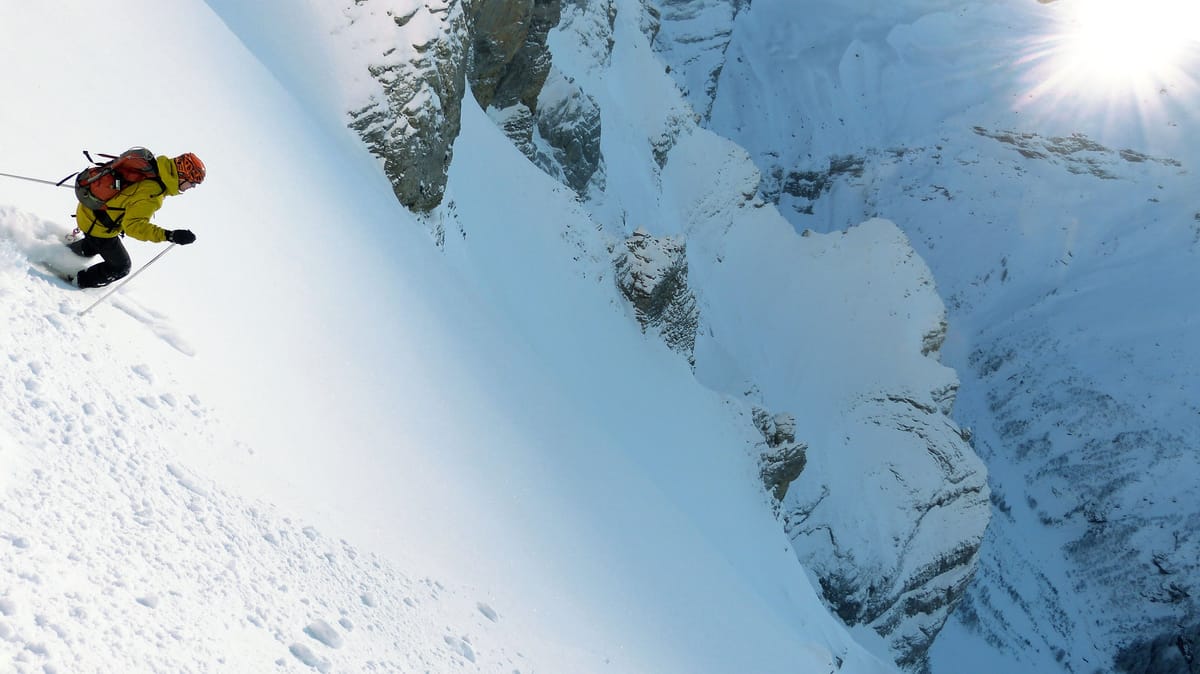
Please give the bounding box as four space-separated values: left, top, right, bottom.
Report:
1005 0 1200 136
1056 0 1200 87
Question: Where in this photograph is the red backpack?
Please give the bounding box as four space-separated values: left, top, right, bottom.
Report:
65 147 165 212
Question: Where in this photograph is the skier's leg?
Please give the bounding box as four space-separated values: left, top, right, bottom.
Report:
75 236 131 288
67 236 95 258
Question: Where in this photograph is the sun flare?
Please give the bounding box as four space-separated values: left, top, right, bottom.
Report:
1058 0 1200 89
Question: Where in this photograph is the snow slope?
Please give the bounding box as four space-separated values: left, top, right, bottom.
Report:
1 221 534 672
0 1 917 672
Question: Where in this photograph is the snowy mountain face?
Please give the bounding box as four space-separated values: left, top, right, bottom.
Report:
8 0 1193 673
276 0 994 671
547 2 993 669
2 1 940 672
650 0 746 121
219 0 992 671
324 0 1200 670
647 0 1200 672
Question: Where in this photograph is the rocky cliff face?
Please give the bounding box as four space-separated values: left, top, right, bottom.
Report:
475 0 605 196
468 0 608 196
343 0 471 213
614 228 699 365
467 0 560 111
753 409 807 502
531 69 603 194
340 0 602 211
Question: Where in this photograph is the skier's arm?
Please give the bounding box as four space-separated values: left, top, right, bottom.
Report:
120 197 169 243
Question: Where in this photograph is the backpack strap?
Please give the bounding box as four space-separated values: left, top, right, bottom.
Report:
87 209 123 235
96 209 124 230
83 150 119 165
79 208 124 236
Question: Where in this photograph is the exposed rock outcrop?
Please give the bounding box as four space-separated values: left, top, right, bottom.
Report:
533 69 603 193
467 0 561 111
614 228 699 365
972 127 1182 180
471 0 604 196
487 69 604 195
753 408 808 502
346 0 471 213
763 155 867 216
343 0 595 213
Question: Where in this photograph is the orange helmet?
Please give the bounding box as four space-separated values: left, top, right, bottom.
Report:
173 153 206 185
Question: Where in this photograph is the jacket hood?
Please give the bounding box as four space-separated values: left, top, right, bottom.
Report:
156 155 182 196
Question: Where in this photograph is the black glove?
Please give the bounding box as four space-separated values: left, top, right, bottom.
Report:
166 229 196 245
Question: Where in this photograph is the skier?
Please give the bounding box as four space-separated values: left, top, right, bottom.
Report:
66 152 205 288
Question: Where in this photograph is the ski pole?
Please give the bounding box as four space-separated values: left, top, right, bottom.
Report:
79 244 177 316
0 170 74 188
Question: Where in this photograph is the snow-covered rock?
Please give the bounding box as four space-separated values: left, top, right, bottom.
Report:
615 228 699 364
487 68 604 196
782 388 988 672
753 409 808 502
533 68 604 194
329 0 607 210
955 323 1200 673
325 0 570 212
335 0 471 212
650 0 746 120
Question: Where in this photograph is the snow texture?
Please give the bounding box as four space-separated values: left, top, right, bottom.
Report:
0 1 908 673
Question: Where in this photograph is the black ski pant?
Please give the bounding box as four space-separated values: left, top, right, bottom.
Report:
69 234 131 288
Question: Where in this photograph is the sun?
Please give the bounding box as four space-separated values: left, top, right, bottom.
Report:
1055 0 1200 91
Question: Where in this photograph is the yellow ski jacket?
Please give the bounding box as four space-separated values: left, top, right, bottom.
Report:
75 155 183 241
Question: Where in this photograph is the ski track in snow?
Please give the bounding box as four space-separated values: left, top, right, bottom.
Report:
109 297 196 357
0 239 528 673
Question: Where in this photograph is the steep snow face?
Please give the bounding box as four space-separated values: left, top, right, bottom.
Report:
652 0 1200 671
550 2 991 670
